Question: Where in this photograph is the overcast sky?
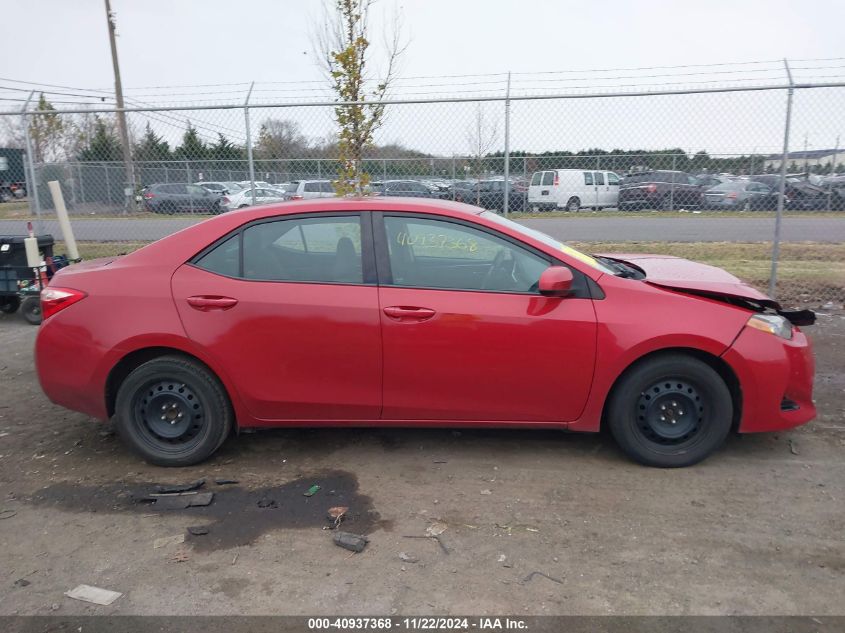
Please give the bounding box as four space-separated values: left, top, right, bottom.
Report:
2 0 844 157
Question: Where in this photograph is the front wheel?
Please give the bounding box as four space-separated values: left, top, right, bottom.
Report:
114 356 233 466
606 354 733 467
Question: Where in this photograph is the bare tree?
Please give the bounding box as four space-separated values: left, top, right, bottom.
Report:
315 0 406 195
255 119 310 159
466 103 499 204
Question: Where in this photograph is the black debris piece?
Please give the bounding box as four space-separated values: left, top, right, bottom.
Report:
214 479 239 486
187 526 209 536
155 479 205 494
333 531 369 553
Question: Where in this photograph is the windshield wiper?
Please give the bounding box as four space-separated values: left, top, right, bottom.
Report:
595 256 642 279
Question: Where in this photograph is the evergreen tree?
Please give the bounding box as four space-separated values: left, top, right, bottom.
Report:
134 123 171 162
77 116 122 162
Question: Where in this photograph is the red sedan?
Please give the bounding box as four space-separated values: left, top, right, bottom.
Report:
35 198 815 468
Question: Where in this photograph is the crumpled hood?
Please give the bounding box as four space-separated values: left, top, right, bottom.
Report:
598 253 780 309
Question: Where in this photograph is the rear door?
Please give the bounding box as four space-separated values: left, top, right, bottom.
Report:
171 212 382 421
593 171 605 208
374 212 597 422
527 171 543 205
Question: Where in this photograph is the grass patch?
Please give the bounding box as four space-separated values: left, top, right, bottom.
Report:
0 201 32 220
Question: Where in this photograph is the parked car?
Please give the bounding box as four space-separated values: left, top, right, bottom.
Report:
196 181 243 196
528 169 621 211
238 180 273 190
820 175 845 210
221 187 286 211
748 175 828 210
695 174 735 189
371 180 446 199
703 180 779 211
452 179 526 212
36 198 815 469
141 183 222 214
618 170 703 211
282 180 336 200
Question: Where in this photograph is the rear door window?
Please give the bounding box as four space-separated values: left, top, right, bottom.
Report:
594 172 605 185
304 182 320 192
541 172 554 186
530 172 542 186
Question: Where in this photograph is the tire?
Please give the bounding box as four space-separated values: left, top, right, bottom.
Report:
659 196 675 211
114 356 233 466
0 296 20 314
742 200 751 212
20 296 41 325
566 197 580 212
606 354 733 468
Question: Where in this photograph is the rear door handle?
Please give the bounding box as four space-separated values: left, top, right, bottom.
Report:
383 306 436 322
187 295 238 311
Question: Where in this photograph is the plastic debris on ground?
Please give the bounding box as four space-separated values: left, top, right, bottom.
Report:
64 584 122 606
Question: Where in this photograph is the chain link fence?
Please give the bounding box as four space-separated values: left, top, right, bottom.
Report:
1 81 843 307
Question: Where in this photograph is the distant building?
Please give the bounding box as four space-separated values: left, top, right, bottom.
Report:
763 148 841 171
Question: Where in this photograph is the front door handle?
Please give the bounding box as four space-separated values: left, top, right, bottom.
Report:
187 295 238 311
383 306 436 322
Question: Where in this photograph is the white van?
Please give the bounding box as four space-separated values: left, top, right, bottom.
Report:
527 169 621 211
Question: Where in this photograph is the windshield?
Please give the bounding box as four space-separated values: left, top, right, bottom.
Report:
480 211 615 274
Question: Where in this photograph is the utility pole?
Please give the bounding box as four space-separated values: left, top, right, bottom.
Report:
104 0 135 213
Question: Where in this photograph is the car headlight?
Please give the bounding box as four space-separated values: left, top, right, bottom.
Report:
747 314 793 340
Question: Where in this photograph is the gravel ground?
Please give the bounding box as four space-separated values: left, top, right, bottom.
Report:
0 311 843 616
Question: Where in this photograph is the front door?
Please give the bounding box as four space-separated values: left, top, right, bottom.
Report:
171 212 382 422
375 213 597 422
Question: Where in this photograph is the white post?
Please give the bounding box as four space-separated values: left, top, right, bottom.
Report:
47 181 80 260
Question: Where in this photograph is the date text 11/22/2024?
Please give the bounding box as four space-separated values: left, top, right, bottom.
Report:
307 617 528 629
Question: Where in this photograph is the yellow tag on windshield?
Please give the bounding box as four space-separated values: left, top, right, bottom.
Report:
558 243 603 269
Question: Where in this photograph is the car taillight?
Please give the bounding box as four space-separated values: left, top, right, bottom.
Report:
41 287 87 320
143 192 154 199
553 174 559 186
726 192 737 199
646 184 657 193
291 194 303 200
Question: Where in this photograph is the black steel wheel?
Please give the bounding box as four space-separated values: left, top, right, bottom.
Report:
607 353 733 467
20 296 42 325
0 296 20 314
114 356 233 466
566 197 580 212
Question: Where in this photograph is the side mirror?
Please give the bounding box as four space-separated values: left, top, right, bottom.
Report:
538 266 574 297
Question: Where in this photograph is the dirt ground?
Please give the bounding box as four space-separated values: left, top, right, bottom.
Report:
0 311 843 617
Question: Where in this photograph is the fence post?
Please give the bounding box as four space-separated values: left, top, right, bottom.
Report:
503 72 512 216
78 163 85 205
769 60 795 299
828 136 840 209
669 154 676 211
21 92 43 232
104 164 111 207
244 82 257 205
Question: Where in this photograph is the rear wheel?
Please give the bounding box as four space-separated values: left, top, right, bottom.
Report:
0 296 20 314
566 197 580 212
606 354 733 467
20 296 41 325
114 356 233 466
